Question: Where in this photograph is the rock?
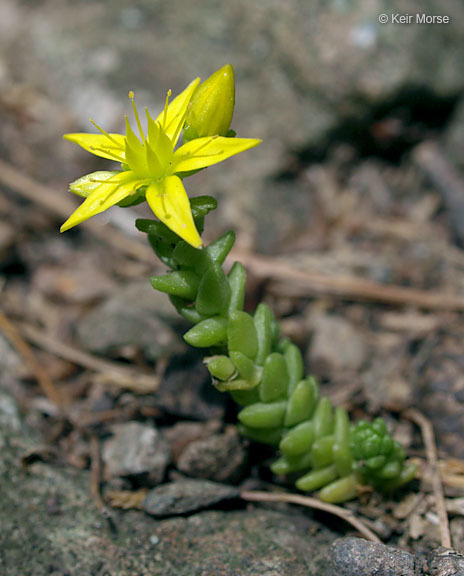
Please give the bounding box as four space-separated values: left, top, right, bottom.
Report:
163 420 222 462
76 280 186 362
308 314 367 374
102 422 171 485
330 537 416 576
177 427 247 483
142 479 239 517
153 508 337 576
428 546 464 576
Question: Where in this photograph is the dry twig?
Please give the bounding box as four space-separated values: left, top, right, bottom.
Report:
234 249 464 311
240 489 381 543
404 408 451 548
18 322 161 394
0 310 64 410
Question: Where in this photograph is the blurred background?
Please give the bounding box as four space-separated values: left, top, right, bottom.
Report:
1 1 464 573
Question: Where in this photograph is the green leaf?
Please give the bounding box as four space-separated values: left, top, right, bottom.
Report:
311 435 335 468
284 344 304 395
238 401 287 428
284 377 319 427
231 387 260 406
313 397 334 438
196 262 231 315
206 355 235 381
230 351 256 381
227 262 246 313
254 303 272 366
279 421 315 457
271 451 313 475
172 241 202 268
319 474 358 503
238 424 282 446
295 464 338 492
136 218 178 243
169 296 208 324
214 378 257 392
184 316 228 347
150 271 199 300
190 195 217 219
204 230 235 267
259 352 288 402
228 311 258 359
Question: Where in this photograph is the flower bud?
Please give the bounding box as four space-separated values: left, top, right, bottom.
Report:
183 64 235 142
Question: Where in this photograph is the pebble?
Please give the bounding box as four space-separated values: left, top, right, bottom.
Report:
102 422 171 485
142 479 239 517
177 428 247 484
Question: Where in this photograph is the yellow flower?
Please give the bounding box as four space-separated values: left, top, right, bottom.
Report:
61 76 261 248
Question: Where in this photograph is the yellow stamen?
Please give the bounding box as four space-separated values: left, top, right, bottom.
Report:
162 89 172 130
185 135 219 157
129 91 145 143
170 102 191 145
89 119 122 147
89 146 125 163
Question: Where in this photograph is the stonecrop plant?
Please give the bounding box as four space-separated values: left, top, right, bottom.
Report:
62 65 416 503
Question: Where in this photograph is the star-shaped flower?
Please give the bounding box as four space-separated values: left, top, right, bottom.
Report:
61 76 261 247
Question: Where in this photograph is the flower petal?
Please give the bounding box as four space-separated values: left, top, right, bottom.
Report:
145 175 202 248
60 171 139 232
155 78 200 146
64 133 126 162
172 136 261 173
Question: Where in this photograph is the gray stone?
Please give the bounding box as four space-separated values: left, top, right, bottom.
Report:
308 314 367 373
103 421 171 484
428 546 464 576
177 427 247 483
152 508 337 576
163 420 222 462
142 479 239 517
330 537 416 576
76 280 186 361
